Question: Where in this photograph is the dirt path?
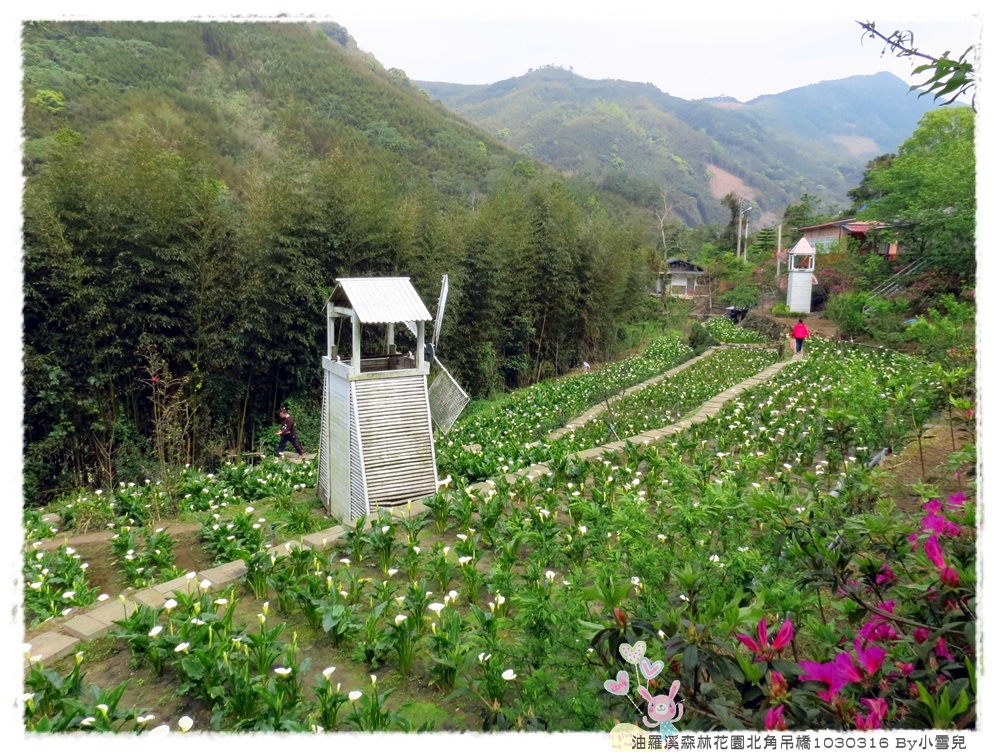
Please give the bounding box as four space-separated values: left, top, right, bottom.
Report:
770 313 839 340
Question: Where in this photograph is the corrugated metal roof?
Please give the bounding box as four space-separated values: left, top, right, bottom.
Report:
844 222 889 233
331 277 433 324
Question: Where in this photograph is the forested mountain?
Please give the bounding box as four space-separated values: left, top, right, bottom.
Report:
418 68 936 225
21 21 653 502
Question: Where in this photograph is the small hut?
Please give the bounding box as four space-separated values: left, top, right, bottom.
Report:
665 257 705 297
785 237 817 313
318 277 438 522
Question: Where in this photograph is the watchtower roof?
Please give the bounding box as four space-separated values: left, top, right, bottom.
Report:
788 237 816 255
330 277 432 324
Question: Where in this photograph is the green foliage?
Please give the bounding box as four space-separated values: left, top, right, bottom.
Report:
21 21 657 503
858 22 977 109
29 88 65 113
23 545 99 625
825 292 875 338
722 284 761 309
24 653 151 732
906 294 976 362
858 107 975 283
688 322 719 351
20 340 977 733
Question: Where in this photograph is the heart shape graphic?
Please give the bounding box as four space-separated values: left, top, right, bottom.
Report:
619 640 647 665
603 670 630 696
640 657 664 680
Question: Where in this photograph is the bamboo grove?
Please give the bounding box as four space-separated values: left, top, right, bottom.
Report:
22 21 654 502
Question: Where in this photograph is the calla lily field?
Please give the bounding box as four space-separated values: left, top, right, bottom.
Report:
23 324 976 733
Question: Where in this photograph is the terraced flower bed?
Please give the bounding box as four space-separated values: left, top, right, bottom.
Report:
23 339 976 734
437 333 693 482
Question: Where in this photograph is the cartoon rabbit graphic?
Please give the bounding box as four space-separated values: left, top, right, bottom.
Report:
638 680 684 736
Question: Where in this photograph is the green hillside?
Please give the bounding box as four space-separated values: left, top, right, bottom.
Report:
418 66 936 225
21 21 654 502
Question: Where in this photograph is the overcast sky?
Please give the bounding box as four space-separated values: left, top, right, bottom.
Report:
6 1 985 103
331 4 982 103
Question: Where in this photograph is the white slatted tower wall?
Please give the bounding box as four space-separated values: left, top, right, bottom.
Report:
354 375 438 505
348 388 369 520
318 371 330 506
428 361 470 433
786 271 813 313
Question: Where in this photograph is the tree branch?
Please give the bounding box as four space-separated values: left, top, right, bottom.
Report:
857 21 939 64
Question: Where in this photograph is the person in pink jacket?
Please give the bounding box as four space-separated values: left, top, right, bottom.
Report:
791 319 810 354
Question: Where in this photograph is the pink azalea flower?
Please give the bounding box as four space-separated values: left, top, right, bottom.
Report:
876 567 895 585
913 628 930 644
736 633 760 654
863 698 888 719
940 567 960 587
923 499 942 515
855 600 898 644
862 621 899 643
896 662 915 676
772 620 794 651
857 620 881 645
855 645 887 676
934 638 955 663
833 653 863 685
800 654 862 702
921 513 947 534
799 660 837 687
736 618 794 661
856 698 889 730
947 492 967 509
769 671 788 698
924 536 946 569
921 514 962 538
765 705 787 731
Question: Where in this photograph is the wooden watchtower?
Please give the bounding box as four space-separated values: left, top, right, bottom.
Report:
318 277 438 522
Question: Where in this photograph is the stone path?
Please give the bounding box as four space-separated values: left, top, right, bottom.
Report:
24 352 799 668
508 354 797 476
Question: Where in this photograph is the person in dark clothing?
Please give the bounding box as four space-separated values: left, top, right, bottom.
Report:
274 406 305 458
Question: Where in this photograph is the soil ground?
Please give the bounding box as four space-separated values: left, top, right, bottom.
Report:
770 312 840 340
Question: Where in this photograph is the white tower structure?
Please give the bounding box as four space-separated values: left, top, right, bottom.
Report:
785 237 817 313
318 277 438 522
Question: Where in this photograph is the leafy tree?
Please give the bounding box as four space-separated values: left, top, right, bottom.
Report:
782 193 828 231
846 153 895 214
857 107 975 283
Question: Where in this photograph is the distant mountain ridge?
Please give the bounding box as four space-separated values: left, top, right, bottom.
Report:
417 68 936 225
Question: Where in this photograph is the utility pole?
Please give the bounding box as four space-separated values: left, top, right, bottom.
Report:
775 223 783 281
736 206 743 260
737 200 752 262
743 211 750 260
